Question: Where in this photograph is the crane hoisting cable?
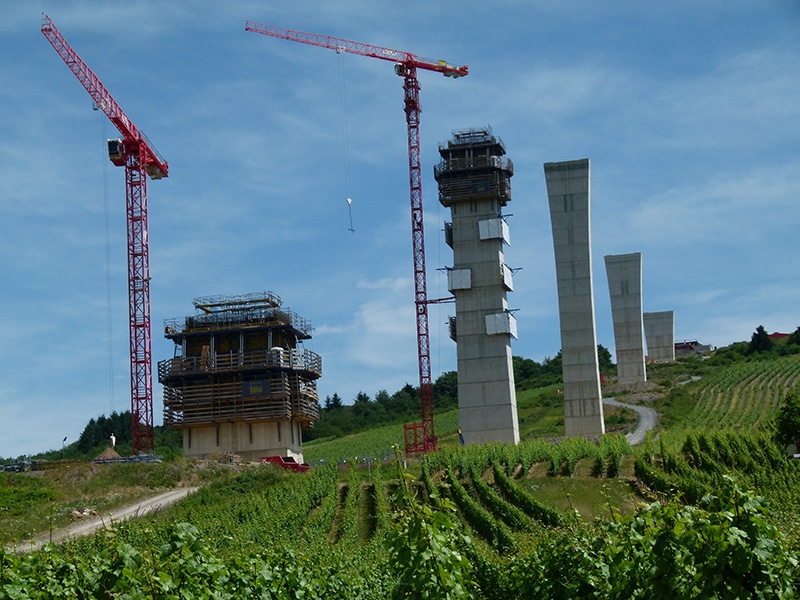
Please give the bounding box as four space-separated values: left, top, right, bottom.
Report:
338 54 355 233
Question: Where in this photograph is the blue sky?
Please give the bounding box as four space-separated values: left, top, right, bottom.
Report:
1 1 799 458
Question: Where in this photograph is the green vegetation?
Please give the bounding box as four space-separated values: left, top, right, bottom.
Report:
4 333 800 597
307 345 618 447
2 431 798 598
306 373 458 442
515 476 797 599
775 392 800 451
304 408 460 463
514 385 565 438
6 411 183 464
680 354 800 430
0 460 213 544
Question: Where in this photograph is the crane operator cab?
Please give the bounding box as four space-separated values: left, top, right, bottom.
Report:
107 139 126 167
107 138 168 179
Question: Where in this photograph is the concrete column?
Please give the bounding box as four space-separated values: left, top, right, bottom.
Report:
644 310 675 362
604 253 647 383
544 159 605 437
435 127 519 445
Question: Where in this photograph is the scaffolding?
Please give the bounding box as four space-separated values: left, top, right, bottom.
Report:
158 292 321 432
434 126 514 207
164 291 312 338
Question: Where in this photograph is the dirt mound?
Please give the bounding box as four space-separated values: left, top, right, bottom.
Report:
95 447 122 460
603 380 663 404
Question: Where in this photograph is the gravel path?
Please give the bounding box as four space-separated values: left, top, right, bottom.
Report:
603 396 658 446
8 486 198 553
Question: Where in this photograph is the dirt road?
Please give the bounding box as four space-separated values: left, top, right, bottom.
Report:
9 487 197 553
603 397 658 446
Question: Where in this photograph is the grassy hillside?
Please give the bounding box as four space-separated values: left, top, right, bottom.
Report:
0 348 790 547
0 460 222 545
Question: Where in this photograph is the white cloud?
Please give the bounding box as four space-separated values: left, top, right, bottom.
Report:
621 161 799 245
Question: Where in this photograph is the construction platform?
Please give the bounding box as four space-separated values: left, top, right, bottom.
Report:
158 291 321 462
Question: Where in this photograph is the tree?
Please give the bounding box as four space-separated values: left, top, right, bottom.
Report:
746 325 773 355
542 352 562 378
787 325 800 347
774 392 800 451
392 384 420 415
375 389 392 407
597 344 615 374
433 371 457 409
354 391 371 405
512 354 563 390
77 411 131 455
77 418 98 454
353 391 383 422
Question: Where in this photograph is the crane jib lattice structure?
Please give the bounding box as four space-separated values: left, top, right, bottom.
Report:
245 21 467 454
42 15 168 456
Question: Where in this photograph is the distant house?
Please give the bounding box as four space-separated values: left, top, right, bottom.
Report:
674 340 713 356
769 332 790 340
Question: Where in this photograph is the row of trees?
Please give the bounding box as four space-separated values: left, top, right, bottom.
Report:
748 324 800 355
711 324 800 365
20 412 182 462
307 372 458 442
76 411 131 454
512 345 614 391
307 348 616 442
18 347 606 458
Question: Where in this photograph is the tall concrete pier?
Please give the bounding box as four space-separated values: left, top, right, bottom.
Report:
434 127 519 445
544 159 605 437
644 310 675 362
604 253 647 383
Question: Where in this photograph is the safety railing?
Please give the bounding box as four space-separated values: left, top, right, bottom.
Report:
157 348 322 381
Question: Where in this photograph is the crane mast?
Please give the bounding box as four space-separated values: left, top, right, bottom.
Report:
42 15 168 456
246 21 467 454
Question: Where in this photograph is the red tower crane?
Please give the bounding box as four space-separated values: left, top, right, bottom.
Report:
42 15 168 456
245 21 467 454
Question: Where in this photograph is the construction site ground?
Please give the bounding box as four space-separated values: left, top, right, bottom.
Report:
8 486 198 554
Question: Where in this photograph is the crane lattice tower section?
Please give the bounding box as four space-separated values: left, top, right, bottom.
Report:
434 127 519 445
158 292 321 463
544 159 605 437
605 253 647 383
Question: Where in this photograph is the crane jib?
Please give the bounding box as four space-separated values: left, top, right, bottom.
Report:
42 15 169 180
244 20 468 78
